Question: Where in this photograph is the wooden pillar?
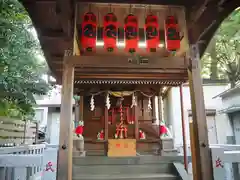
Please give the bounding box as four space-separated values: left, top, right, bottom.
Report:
104 107 108 141
158 92 163 124
57 51 74 180
188 45 213 180
179 85 188 171
79 95 84 121
158 92 162 136
74 100 80 128
152 96 156 124
134 95 139 140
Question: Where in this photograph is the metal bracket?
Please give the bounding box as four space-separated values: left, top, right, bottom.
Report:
128 56 149 65
64 50 72 57
191 59 198 69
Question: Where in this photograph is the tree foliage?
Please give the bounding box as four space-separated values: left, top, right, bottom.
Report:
202 8 240 87
0 0 51 118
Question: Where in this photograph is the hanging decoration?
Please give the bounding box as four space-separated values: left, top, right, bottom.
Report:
115 97 128 139
90 95 95 111
103 12 118 52
131 93 137 108
148 97 152 110
97 129 104 140
139 129 146 139
75 121 84 139
129 115 135 124
89 90 155 112
81 12 97 52
106 93 111 110
164 15 180 52
145 14 159 52
124 14 138 53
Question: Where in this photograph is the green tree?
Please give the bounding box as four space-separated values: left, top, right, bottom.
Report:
202 8 240 87
0 0 51 118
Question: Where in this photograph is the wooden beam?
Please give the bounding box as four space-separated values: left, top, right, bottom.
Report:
65 55 188 69
73 73 188 80
188 45 213 180
76 0 186 6
37 28 67 38
56 0 74 37
57 51 74 180
189 0 215 24
54 67 188 74
188 0 238 44
73 3 81 56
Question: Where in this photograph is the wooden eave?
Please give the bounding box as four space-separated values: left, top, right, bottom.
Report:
64 55 188 87
19 0 240 83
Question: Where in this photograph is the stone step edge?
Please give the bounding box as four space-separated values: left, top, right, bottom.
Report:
73 173 177 179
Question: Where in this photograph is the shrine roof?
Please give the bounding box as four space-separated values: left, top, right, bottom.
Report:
19 0 240 83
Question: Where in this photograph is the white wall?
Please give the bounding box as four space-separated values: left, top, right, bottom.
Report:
35 86 75 106
165 84 231 149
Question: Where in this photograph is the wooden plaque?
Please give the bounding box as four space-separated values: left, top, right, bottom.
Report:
108 139 136 157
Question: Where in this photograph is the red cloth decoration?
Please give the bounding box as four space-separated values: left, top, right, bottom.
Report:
145 14 159 52
100 131 104 139
103 13 118 52
124 14 138 53
75 126 83 135
139 131 144 139
81 12 97 53
164 16 180 51
160 125 167 135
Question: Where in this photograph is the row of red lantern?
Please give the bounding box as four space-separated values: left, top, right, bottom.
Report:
81 12 180 53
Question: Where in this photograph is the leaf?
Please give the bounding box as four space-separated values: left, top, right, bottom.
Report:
0 0 52 119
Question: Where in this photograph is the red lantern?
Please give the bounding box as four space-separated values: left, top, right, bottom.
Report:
164 16 180 51
124 14 138 53
103 13 118 52
145 14 159 52
81 12 97 52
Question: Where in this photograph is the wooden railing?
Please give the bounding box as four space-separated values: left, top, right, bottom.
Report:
0 117 38 146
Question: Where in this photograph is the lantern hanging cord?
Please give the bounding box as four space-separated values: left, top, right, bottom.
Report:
97 7 100 27
109 4 112 13
144 5 147 17
88 3 92 12
149 5 152 14
129 4 132 14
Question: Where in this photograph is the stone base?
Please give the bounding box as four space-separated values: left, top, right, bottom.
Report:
73 139 84 153
161 138 174 150
73 151 86 157
161 149 178 156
